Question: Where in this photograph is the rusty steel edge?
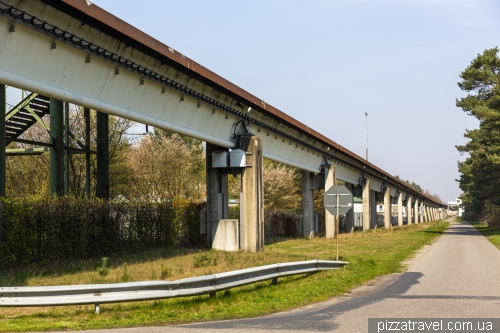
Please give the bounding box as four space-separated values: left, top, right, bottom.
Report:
38 0 442 205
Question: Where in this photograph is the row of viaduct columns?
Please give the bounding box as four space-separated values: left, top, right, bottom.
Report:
206 135 447 252
301 169 446 237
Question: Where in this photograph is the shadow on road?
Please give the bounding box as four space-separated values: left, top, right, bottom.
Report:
181 272 423 332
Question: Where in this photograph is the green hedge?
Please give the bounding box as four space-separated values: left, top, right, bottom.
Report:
0 196 205 269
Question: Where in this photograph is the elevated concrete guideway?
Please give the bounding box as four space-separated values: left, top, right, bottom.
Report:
0 0 446 250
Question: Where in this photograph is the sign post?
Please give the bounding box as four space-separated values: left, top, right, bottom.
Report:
324 186 353 261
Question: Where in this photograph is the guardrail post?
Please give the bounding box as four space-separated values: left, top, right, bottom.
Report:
209 291 216 298
95 304 100 315
272 277 278 285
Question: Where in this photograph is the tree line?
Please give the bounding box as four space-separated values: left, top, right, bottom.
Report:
456 47 500 224
6 105 303 209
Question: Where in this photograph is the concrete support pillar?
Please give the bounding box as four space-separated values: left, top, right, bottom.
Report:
302 170 315 238
362 178 371 231
324 165 336 238
397 193 403 226
239 136 264 252
50 98 64 196
384 188 391 228
205 143 229 247
345 183 354 233
414 199 419 224
407 196 413 225
421 203 427 222
0 84 5 198
84 108 91 198
370 189 377 229
96 111 109 199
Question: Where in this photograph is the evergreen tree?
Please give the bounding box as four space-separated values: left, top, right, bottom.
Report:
456 47 500 216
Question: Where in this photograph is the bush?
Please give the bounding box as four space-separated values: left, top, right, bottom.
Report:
267 211 298 238
0 196 206 269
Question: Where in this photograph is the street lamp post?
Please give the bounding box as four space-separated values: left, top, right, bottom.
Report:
365 112 368 161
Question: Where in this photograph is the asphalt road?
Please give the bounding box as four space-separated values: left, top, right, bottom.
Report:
61 218 500 333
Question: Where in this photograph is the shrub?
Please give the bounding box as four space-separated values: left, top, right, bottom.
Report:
0 196 206 269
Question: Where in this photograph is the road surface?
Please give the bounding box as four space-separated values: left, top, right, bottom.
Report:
52 219 500 332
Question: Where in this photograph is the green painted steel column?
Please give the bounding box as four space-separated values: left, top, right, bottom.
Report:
50 98 64 196
84 108 90 198
64 102 69 195
0 84 3 242
96 111 109 199
0 84 5 197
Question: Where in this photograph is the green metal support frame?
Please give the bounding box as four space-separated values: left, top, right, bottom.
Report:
4 91 98 197
0 85 5 198
85 108 90 198
64 102 69 195
96 111 109 199
5 92 38 121
49 98 64 196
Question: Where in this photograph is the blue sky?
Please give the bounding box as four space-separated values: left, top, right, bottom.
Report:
92 0 499 202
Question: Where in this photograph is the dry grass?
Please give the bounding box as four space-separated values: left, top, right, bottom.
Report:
0 221 449 332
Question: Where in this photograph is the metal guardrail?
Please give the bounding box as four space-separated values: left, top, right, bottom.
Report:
0 260 347 314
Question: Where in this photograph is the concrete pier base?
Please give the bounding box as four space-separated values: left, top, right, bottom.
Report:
212 219 239 252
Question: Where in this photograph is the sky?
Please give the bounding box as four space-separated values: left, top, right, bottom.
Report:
92 0 499 203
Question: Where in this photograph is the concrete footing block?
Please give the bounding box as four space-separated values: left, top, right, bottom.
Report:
212 219 239 252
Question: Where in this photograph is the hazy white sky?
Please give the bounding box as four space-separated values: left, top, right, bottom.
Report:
92 0 499 202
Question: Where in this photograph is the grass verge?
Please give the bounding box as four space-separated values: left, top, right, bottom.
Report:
0 221 448 332
470 221 500 249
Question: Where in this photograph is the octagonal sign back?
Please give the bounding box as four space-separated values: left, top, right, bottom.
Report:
324 186 353 216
